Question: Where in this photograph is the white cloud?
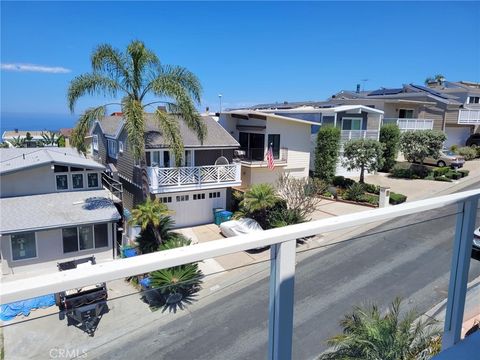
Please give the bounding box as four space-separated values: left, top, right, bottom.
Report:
1 63 71 74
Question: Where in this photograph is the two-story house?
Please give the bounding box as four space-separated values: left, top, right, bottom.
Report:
0 148 122 276
91 113 241 228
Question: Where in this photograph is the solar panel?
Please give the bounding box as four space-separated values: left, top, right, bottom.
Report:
367 88 403 96
409 84 449 99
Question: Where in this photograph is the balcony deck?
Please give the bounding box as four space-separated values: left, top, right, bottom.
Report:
458 109 480 125
146 163 242 194
383 118 434 131
340 130 379 141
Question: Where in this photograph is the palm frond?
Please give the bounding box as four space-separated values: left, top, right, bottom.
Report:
127 40 160 98
158 65 202 103
122 97 145 160
67 73 121 112
91 43 130 84
154 109 184 166
71 106 106 154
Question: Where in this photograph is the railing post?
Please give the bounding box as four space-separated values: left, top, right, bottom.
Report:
269 239 296 360
442 195 479 349
217 166 220 183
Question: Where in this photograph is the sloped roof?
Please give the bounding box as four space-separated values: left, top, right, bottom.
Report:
0 189 121 234
224 110 320 126
0 148 104 175
94 114 239 148
2 130 45 139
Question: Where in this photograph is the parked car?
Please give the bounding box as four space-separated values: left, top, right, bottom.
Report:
472 227 480 261
466 133 480 147
423 150 465 168
220 218 264 238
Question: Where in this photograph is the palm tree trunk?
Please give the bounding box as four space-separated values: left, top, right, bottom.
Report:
152 226 163 245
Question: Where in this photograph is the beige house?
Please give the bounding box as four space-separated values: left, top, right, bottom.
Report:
0 148 121 277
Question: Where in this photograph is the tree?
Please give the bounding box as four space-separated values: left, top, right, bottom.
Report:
130 197 169 245
136 215 187 254
10 136 25 148
424 74 445 86
379 124 401 172
239 183 279 229
319 298 441 360
41 131 64 146
276 173 327 220
68 40 206 164
315 126 341 182
399 130 447 166
342 139 384 183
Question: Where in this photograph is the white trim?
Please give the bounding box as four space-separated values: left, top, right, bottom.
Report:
92 134 99 151
118 141 124 153
54 172 70 192
341 117 363 131
107 139 118 159
9 232 39 262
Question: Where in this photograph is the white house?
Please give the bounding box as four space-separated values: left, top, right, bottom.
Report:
0 148 122 277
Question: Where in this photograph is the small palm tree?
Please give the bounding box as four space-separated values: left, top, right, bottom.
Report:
240 183 279 228
136 215 188 254
130 197 169 245
319 298 441 360
68 40 206 163
41 131 64 146
10 136 25 148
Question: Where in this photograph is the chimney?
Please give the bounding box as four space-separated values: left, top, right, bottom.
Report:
356 84 361 93
14 128 18 133
110 112 123 116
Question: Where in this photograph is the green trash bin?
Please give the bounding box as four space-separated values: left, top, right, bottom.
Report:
213 208 225 225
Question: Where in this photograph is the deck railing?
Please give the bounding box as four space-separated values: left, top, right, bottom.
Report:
383 118 434 131
340 130 379 141
458 109 480 124
238 147 288 164
2 189 478 359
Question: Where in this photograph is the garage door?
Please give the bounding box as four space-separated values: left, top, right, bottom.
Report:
445 126 471 148
162 189 226 228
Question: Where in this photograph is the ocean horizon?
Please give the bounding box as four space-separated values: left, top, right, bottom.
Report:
0 112 78 136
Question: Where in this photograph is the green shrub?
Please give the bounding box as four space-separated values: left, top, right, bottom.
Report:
410 164 429 179
389 192 407 205
450 144 458 153
363 183 380 194
332 176 355 188
458 169 470 177
472 145 480 158
457 146 477 160
360 194 379 206
379 124 401 172
268 208 306 228
315 126 341 182
433 167 450 177
434 176 452 182
446 171 462 180
391 164 413 179
344 183 365 201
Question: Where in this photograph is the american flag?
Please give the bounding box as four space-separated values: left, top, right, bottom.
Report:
266 145 275 170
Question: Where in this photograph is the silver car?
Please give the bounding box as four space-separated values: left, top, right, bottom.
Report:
423 150 465 168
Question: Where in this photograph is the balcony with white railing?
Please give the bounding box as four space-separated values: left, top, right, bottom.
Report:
146 163 242 193
384 118 435 131
458 109 480 125
340 130 379 141
1 190 479 360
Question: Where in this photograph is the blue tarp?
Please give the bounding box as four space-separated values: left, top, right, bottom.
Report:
139 277 151 289
0 294 55 321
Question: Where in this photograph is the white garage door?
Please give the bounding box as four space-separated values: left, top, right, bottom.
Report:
445 126 471 148
162 189 226 228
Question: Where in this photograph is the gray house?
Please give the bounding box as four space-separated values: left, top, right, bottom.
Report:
90 113 241 228
0 148 121 276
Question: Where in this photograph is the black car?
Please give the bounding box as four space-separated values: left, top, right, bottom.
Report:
466 133 480 147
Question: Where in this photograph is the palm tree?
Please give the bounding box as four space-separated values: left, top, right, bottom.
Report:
136 215 188 254
41 131 64 146
68 40 206 164
319 298 441 360
424 74 445 86
240 183 279 228
10 136 25 148
130 197 169 245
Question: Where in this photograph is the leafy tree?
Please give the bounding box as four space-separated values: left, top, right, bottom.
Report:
342 139 384 183
68 40 206 164
25 132 33 141
424 74 445 86
41 131 64 146
239 183 279 229
319 298 441 360
130 197 169 245
10 136 25 148
379 124 401 172
399 130 447 166
315 126 341 182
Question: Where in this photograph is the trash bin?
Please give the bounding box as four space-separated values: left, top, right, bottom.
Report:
215 210 233 225
122 246 138 258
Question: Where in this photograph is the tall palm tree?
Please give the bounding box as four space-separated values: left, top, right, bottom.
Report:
319 298 441 360
68 40 206 164
240 183 279 228
130 197 169 245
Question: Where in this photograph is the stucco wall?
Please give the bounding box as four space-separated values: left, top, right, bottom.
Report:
1 165 56 197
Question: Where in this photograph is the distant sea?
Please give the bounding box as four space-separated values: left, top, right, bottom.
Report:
0 112 77 135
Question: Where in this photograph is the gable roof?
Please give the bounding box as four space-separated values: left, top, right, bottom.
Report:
2 130 45 140
0 147 105 175
224 110 320 126
94 114 239 148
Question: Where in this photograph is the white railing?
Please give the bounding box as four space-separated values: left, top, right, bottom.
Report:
458 109 480 124
340 130 379 141
384 118 434 131
147 163 241 192
2 189 478 359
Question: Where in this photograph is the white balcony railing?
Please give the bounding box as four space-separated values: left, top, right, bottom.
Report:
2 189 478 359
147 163 241 193
340 130 379 141
384 118 434 131
458 109 480 124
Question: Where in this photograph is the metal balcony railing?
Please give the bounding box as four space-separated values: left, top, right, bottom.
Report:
238 147 288 164
2 189 479 359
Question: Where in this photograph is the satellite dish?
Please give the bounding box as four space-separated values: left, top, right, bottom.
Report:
215 156 229 166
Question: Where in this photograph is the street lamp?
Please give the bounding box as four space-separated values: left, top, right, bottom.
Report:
218 94 222 113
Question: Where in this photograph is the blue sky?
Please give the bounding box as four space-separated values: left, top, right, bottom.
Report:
1 1 479 123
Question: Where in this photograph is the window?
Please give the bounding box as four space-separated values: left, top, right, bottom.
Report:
62 227 79 253
54 165 69 173
267 134 281 159
342 118 362 130
118 141 124 153
184 150 194 167
94 224 109 248
72 173 84 189
107 139 118 158
176 195 189 202
209 191 221 198
87 173 99 188
56 174 69 190
11 232 37 261
398 109 414 119
146 150 174 167
160 196 172 203
70 167 84 172
193 193 205 200
239 132 266 161
79 226 94 250
92 135 99 151
468 96 480 104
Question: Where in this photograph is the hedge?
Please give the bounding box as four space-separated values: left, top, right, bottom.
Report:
389 192 407 205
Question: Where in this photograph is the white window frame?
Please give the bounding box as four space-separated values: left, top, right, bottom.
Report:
118 141 124 153
467 96 480 104
55 172 70 191
71 172 85 190
107 139 118 159
183 150 195 167
62 224 110 254
341 117 363 131
10 232 39 262
86 172 101 189
92 135 99 151
147 150 175 167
